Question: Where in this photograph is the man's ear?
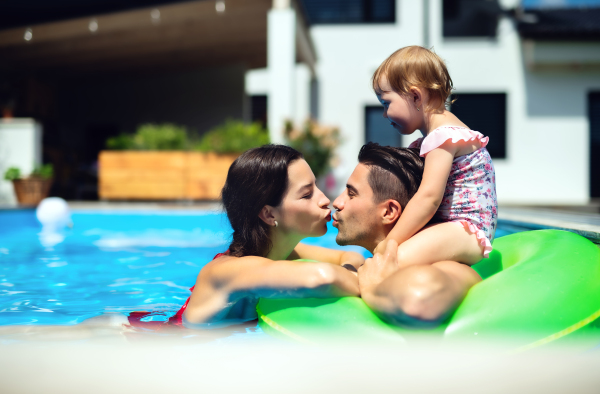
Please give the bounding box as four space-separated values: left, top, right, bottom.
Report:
258 205 277 227
381 199 402 225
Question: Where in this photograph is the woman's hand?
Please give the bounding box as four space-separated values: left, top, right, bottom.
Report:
358 240 399 294
339 251 365 274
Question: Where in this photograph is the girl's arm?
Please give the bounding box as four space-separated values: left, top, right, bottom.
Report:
288 243 365 271
381 142 457 249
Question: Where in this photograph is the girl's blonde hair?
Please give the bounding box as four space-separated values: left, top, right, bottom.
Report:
372 46 454 109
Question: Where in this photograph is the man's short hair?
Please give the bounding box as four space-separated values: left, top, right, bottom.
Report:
358 142 425 209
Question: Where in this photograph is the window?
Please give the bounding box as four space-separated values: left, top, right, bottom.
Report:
365 106 402 147
449 93 506 159
300 0 395 25
589 92 600 198
443 0 501 38
250 95 267 127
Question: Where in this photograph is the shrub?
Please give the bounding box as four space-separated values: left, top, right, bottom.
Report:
3 164 53 180
3 167 20 181
31 164 54 179
195 120 270 154
284 119 340 178
106 123 189 150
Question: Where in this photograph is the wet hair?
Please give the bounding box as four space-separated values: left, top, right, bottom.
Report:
221 144 303 257
358 142 424 209
372 46 454 110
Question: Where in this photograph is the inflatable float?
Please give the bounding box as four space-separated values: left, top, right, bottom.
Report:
257 230 600 350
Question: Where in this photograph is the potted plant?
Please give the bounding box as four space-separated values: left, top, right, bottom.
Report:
4 164 54 206
99 121 269 200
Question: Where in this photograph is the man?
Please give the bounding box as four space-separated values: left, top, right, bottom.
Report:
332 142 481 327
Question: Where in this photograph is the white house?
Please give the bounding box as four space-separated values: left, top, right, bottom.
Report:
249 0 600 205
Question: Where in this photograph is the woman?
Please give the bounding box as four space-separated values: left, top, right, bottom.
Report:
169 145 363 328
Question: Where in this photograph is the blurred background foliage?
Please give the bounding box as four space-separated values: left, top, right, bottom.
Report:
105 120 270 153
106 123 189 150
3 164 53 180
285 119 340 178
194 119 270 153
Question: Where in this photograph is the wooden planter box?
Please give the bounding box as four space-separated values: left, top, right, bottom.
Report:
98 151 239 200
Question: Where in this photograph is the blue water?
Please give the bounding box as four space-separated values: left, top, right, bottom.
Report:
0 209 517 326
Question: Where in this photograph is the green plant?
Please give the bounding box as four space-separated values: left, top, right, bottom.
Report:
31 164 54 179
106 123 189 150
3 164 53 180
284 119 340 178
195 120 270 154
3 166 20 181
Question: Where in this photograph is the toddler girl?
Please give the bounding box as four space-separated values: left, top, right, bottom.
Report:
373 45 497 266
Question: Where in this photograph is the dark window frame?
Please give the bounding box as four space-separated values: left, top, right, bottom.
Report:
250 95 268 127
300 0 396 25
364 105 402 148
449 92 507 159
442 0 501 39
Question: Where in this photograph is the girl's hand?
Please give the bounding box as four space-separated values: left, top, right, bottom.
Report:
373 239 389 255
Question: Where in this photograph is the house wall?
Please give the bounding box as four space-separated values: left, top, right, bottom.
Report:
0 119 42 204
247 0 600 204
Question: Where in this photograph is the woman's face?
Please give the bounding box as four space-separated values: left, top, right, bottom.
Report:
277 159 331 238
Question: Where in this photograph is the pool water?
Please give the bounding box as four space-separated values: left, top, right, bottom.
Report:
0 209 517 327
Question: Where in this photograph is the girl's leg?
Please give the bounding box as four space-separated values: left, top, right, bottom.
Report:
396 222 484 267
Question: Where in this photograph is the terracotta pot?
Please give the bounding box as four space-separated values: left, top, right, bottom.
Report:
12 178 53 206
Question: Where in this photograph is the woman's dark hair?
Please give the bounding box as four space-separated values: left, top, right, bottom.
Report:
358 142 424 209
221 144 303 257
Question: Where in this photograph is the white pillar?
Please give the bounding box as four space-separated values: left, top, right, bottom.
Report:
267 5 296 144
0 119 42 205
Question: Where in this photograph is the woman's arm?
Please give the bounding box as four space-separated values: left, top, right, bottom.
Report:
219 255 360 297
183 255 360 325
379 142 457 250
289 243 365 271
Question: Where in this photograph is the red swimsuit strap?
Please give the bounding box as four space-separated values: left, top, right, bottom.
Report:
127 251 230 329
166 250 230 326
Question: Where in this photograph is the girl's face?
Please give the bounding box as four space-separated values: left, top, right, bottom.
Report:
376 76 422 135
277 159 331 238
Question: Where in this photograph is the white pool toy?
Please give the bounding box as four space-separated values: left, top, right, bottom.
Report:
36 197 72 230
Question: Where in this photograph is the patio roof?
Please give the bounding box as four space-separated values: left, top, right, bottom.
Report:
0 0 315 75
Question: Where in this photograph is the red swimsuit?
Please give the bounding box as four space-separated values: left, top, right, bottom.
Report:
127 251 229 329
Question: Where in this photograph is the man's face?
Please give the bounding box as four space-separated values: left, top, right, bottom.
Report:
332 163 383 252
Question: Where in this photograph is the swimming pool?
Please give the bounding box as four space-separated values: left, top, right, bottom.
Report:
0 209 518 328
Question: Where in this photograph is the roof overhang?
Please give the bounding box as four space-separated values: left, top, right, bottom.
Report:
0 0 316 75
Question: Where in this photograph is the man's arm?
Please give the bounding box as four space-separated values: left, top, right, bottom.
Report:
358 240 480 328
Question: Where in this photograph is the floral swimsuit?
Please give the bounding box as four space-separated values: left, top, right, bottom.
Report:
409 126 498 258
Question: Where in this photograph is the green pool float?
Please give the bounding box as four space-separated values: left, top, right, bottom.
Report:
257 230 600 350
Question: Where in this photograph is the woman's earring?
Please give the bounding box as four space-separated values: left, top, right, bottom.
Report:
274 221 278 228
416 106 420 111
